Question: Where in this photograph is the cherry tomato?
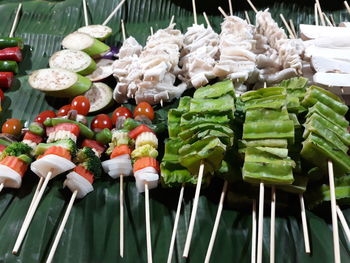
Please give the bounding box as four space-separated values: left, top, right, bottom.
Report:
91 114 112 132
112 106 133 125
71 96 90 116
2 118 22 136
57 105 71 117
134 102 154 120
34 110 56 124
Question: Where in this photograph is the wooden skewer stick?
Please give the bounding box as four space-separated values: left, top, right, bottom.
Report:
183 162 205 258
13 171 53 254
323 13 334 27
218 7 228 19
289 19 297 39
169 15 175 26
228 0 233 16
192 0 197 25
46 190 78 263
102 0 126 26
299 194 311 254
9 3 22 38
0 183 4 193
28 177 44 213
203 12 211 28
204 180 229 263
328 160 341 263
120 174 124 258
336 205 350 242
167 184 185 263
150 27 154 36
270 186 276 263
121 19 126 42
251 200 257 263
344 1 350 15
245 11 251 24
257 182 265 263
316 0 326 26
82 0 89 26
279 14 295 39
330 14 336 27
145 182 153 263
314 3 319 26
246 0 258 14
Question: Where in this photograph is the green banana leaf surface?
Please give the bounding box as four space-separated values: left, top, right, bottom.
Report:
0 0 349 262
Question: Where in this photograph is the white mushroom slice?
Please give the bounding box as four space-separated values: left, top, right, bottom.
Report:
0 165 22 188
31 154 76 179
311 56 350 73
299 24 350 40
313 72 350 87
305 46 350 62
64 171 94 199
86 59 114 82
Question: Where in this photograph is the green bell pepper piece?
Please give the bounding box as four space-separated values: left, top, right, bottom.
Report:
243 120 294 141
243 95 287 110
178 123 234 141
160 161 196 187
240 139 288 148
180 112 231 129
240 87 286 102
245 107 289 122
189 95 234 114
178 96 192 111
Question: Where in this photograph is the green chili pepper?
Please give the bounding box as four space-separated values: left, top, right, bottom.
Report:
0 61 18 74
95 128 112 145
29 122 45 136
0 37 24 49
243 120 294 141
44 118 94 139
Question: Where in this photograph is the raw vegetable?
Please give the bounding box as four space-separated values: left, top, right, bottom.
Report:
134 102 154 121
34 110 56 124
86 59 113 81
82 139 105 155
110 145 131 159
0 37 23 49
49 49 96 75
0 72 14 89
29 68 92 98
0 47 22 62
29 122 45 136
133 157 160 173
112 107 133 126
23 131 43 144
95 128 112 145
128 124 154 139
44 118 94 139
131 145 158 159
0 142 32 160
91 114 112 132
57 105 71 116
77 24 113 41
71 95 90 116
2 118 22 136
61 32 110 57
76 147 102 178
101 46 119 60
0 61 18 74
123 118 166 134
84 82 113 113
35 139 77 157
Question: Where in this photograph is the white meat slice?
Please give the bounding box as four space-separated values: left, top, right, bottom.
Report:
31 154 76 179
118 37 142 59
311 56 350 73
313 72 350 87
64 171 94 199
0 165 22 188
299 24 350 40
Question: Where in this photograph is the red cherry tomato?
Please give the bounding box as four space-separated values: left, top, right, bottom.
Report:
111 106 133 125
71 96 90 116
34 110 56 124
2 118 22 136
57 105 71 117
134 102 154 120
91 114 112 132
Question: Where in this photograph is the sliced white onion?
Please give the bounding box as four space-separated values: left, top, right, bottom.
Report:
134 167 159 193
102 156 132 179
101 154 130 170
0 165 22 188
31 154 76 179
63 171 94 199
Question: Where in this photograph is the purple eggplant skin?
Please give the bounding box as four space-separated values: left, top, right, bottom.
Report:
101 46 120 60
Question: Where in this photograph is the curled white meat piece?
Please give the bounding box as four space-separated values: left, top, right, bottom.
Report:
64 171 94 199
118 37 142 59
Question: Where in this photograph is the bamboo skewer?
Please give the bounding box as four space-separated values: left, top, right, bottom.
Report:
145 182 153 263
150 27 154 36
102 0 126 26
13 171 53 254
192 0 197 25
257 182 265 263
251 200 257 263
323 13 334 27
169 15 175 26
270 186 276 263
28 177 44 213
9 3 22 38
330 14 336 27
316 0 326 26
344 1 350 15
314 3 319 26
167 184 185 263
0 183 4 193
245 11 251 24
337 205 350 242
203 12 211 28
299 194 311 254
82 0 89 26
204 180 229 263
218 7 228 19
121 19 126 41
280 14 296 39
328 160 341 263
289 19 297 39
182 162 205 258
228 0 233 16
246 0 258 14
120 174 125 257
46 190 78 263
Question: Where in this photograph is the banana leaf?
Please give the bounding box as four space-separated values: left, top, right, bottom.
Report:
0 0 350 262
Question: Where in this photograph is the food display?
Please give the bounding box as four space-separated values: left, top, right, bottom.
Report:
1 0 350 263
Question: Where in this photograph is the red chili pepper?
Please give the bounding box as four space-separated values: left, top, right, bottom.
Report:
0 47 22 62
0 72 14 89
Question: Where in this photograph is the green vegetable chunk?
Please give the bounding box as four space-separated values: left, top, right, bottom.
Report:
76 147 102 178
35 139 77 157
